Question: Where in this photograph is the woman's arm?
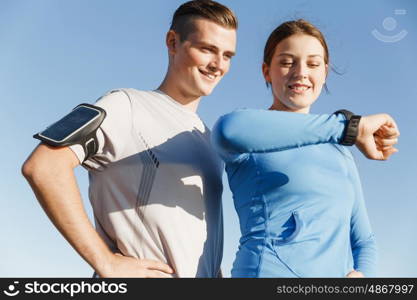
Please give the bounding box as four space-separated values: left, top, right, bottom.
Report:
211 109 346 162
348 157 378 277
211 109 400 163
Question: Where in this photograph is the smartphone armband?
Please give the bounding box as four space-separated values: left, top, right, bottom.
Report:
33 103 107 161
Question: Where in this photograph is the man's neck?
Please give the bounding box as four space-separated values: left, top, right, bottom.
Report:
157 77 201 113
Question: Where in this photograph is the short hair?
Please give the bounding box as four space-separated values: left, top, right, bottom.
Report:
170 0 238 41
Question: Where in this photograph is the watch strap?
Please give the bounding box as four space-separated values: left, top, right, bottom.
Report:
334 109 361 146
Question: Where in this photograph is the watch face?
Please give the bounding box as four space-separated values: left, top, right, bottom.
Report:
39 106 100 142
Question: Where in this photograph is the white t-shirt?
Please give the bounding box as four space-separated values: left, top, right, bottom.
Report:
70 88 224 277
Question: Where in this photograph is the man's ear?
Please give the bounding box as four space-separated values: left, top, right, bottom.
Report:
166 30 178 55
262 62 271 83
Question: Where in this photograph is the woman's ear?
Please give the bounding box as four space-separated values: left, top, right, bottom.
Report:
324 63 329 83
262 62 271 83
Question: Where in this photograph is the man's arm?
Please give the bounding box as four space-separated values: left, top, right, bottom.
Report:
22 144 174 278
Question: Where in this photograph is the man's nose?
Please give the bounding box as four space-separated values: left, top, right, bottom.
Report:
208 55 226 74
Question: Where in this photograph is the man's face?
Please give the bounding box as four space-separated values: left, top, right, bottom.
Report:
170 19 236 98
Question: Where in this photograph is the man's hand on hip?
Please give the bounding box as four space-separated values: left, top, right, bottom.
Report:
98 253 175 278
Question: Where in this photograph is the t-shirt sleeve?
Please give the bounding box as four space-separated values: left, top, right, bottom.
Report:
211 109 347 163
69 89 133 170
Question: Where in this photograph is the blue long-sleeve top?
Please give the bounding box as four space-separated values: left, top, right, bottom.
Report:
211 109 377 277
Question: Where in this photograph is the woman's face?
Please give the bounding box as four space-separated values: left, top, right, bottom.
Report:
263 34 328 113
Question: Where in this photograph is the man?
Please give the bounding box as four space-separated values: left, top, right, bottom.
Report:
22 0 237 278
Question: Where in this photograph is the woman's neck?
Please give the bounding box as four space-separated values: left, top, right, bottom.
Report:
268 101 310 114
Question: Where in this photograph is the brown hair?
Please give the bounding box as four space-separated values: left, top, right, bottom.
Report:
263 19 330 91
170 0 238 42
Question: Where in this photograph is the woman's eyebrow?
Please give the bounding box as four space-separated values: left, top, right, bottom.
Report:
277 53 294 57
277 53 323 58
278 52 323 58
307 54 323 58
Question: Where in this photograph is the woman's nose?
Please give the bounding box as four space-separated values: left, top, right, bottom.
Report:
292 63 308 79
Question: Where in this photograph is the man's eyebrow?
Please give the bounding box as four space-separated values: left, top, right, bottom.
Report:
199 42 236 56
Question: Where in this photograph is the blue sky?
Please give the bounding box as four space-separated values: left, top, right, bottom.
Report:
1 0 416 277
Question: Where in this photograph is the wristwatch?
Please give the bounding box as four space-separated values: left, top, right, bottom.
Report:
333 109 362 146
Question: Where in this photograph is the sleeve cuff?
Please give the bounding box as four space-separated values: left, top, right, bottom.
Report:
68 144 85 164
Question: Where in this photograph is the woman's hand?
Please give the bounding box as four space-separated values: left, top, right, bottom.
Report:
346 270 365 277
374 124 399 152
356 114 400 160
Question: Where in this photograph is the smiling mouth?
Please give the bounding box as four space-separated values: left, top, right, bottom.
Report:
288 84 311 92
199 69 216 81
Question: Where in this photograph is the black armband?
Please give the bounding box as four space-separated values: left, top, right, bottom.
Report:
33 103 106 161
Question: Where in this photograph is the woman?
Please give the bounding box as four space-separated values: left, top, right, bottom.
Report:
212 19 399 277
